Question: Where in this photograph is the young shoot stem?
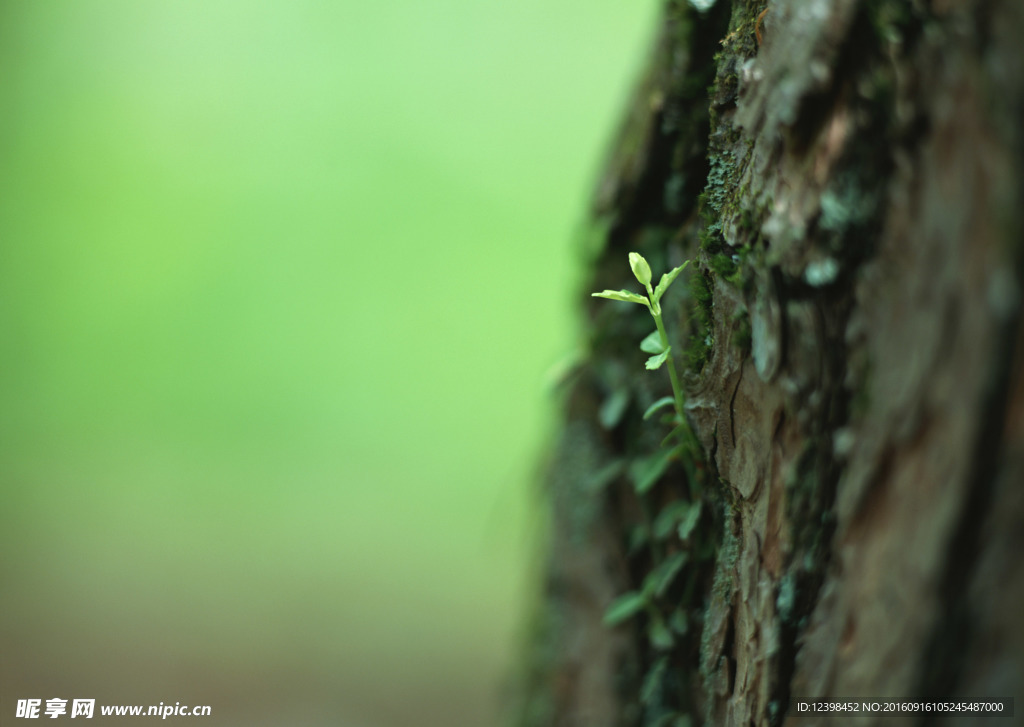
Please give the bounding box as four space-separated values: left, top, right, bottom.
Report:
648 298 686 430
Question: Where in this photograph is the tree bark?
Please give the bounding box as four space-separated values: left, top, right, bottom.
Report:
517 1 1024 725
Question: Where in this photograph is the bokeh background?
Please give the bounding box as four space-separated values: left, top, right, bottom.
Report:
0 2 657 725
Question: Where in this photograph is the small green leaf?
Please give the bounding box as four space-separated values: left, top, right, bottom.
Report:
645 348 671 370
677 500 703 540
603 591 647 626
584 459 625 492
640 657 668 705
629 450 672 494
592 289 649 306
653 501 692 539
648 616 674 650
628 524 650 554
652 260 690 305
644 551 689 598
640 330 665 354
629 252 652 287
669 609 689 635
643 396 675 421
598 388 630 429
643 659 667 704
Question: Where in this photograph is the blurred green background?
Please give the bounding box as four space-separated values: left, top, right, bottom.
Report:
0 2 656 725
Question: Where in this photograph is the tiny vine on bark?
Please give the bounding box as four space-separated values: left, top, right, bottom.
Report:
591 252 709 692
592 252 694 453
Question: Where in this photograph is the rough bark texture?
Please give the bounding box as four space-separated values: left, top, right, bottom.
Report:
517 1 1024 725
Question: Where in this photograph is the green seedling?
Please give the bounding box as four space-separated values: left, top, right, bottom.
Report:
593 253 693 447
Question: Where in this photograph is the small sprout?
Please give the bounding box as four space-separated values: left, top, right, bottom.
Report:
592 253 694 449
595 255 707 648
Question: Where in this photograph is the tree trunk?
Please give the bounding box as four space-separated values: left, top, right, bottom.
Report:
516 1 1024 725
